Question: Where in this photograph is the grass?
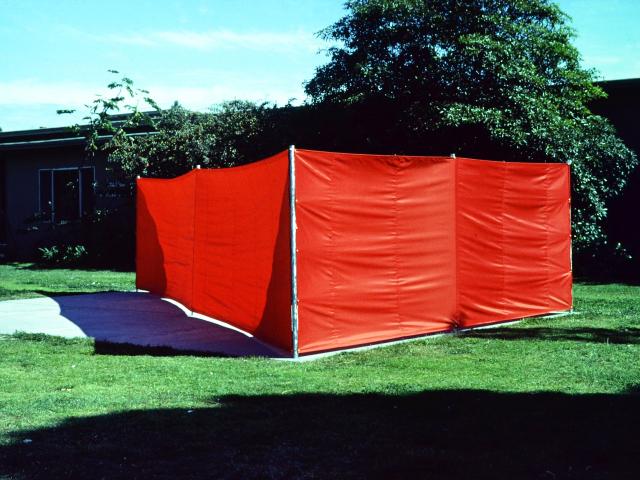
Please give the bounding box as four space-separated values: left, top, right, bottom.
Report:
0 264 639 478
0 263 134 300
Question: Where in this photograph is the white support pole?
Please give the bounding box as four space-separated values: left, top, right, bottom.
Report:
288 145 300 359
135 174 141 293
567 159 574 312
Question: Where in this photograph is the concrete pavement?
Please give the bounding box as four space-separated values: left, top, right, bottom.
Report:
0 292 284 357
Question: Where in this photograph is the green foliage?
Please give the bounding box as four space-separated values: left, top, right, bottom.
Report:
55 11 637 263
109 100 283 180
57 70 159 165
37 244 88 266
50 72 159 267
305 0 638 251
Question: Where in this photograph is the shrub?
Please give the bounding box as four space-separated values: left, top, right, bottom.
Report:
38 244 88 267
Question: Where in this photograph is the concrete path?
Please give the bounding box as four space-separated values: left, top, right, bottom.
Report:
0 292 284 358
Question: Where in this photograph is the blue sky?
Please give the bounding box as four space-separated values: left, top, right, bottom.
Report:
1 0 638 131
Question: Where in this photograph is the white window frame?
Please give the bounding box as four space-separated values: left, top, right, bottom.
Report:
38 166 96 223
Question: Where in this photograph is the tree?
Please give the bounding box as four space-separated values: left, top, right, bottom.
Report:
58 70 159 167
53 71 160 267
110 100 284 180
305 0 637 251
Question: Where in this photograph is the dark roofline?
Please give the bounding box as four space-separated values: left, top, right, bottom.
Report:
592 78 640 109
0 125 82 143
0 132 157 151
596 78 640 88
595 78 640 97
0 112 159 149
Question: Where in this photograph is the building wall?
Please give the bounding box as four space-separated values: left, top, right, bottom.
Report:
0 158 6 243
592 79 640 273
2 145 112 259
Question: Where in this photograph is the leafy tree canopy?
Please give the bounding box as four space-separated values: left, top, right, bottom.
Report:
109 100 282 181
305 0 637 250
58 70 159 164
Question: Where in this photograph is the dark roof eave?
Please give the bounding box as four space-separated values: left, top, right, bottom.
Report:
0 136 85 151
0 111 160 144
0 132 157 151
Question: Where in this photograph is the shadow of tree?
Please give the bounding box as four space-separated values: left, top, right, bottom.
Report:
93 340 232 357
1 389 638 479
460 327 640 344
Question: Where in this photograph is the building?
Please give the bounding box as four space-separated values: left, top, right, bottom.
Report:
592 78 640 272
0 120 153 261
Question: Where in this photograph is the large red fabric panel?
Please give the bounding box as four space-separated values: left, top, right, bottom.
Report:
136 152 292 353
137 148 572 357
295 150 456 354
457 159 572 327
455 160 507 326
544 167 573 308
192 152 292 352
136 173 196 309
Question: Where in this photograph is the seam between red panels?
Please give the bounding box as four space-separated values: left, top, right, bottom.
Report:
544 165 551 311
566 164 573 309
327 155 338 347
500 162 507 321
392 161 402 334
190 169 198 313
453 157 459 328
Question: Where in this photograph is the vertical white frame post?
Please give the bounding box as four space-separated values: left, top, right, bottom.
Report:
567 159 574 312
135 175 141 293
288 145 300 358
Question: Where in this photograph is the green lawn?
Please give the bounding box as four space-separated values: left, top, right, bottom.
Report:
0 263 134 301
0 265 638 479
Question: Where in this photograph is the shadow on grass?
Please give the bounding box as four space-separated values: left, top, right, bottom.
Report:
1 389 638 479
27 291 283 358
93 340 232 357
7 334 228 358
460 327 640 344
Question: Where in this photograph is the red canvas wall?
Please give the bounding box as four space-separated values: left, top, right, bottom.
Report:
294 150 572 354
456 159 572 327
295 150 457 354
137 148 572 357
136 151 292 352
136 173 196 310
